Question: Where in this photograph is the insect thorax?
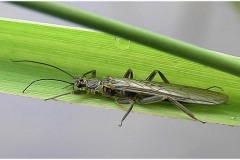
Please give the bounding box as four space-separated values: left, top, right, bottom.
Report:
81 78 100 94
99 77 137 99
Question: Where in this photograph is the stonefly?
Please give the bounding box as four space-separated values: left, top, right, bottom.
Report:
11 59 228 126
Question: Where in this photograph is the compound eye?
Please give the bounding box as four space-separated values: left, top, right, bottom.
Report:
77 79 85 88
80 79 85 85
77 83 82 88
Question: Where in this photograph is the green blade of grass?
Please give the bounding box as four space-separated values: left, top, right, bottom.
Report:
0 18 240 126
10 2 240 77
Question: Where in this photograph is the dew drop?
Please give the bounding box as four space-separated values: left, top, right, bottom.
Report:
115 36 131 50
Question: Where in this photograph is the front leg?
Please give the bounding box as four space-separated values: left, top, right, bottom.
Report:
44 90 84 101
115 98 134 126
82 70 96 78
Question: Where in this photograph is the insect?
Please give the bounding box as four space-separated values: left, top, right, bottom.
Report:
11 60 228 126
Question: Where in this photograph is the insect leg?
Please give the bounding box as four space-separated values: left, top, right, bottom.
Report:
167 97 205 123
82 70 96 78
123 69 133 79
146 70 170 83
23 78 73 93
44 91 74 101
115 98 134 127
137 95 166 104
207 86 223 91
44 90 82 101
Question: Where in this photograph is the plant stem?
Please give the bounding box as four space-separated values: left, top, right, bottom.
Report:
10 2 240 77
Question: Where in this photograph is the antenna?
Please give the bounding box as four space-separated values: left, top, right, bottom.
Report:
11 59 75 79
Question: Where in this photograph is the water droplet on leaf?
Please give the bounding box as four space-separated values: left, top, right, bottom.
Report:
115 36 131 50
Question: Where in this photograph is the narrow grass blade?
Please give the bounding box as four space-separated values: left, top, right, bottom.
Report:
0 18 240 126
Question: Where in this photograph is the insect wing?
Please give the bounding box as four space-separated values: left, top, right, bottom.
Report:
107 78 161 95
107 78 228 105
160 83 228 105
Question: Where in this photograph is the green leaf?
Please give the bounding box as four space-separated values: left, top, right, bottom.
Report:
0 18 239 126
